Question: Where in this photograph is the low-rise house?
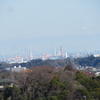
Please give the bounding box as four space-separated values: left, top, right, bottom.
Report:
92 68 97 71
97 68 100 71
83 71 95 77
85 66 97 72
95 72 100 76
0 78 14 90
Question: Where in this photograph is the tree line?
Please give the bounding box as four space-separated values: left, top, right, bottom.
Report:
74 55 100 68
0 65 100 100
0 55 100 70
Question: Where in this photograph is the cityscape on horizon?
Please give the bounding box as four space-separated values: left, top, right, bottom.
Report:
0 46 100 64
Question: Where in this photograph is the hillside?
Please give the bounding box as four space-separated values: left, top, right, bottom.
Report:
74 55 100 68
0 55 100 70
0 58 74 69
0 65 100 100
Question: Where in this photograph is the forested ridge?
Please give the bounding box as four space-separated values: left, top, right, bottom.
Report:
0 55 100 70
0 58 73 69
74 55 100 67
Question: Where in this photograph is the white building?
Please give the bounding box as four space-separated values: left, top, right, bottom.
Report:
95 72 100 76
11 65 26 72
94 54 100 57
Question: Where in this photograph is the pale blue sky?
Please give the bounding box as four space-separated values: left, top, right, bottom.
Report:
0 0 100 55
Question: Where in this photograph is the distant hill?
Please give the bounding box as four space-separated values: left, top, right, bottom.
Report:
0 58 74 69
20 58 74 69
0 55 100 70
74 55 100 68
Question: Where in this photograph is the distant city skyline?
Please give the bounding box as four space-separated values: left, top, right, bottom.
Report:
0 0 100 55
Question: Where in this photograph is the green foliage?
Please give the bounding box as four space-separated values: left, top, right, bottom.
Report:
76 71 86 80
57 90 70 100
75 71 100 100
75 88 91 99
60 90 70 95
53 75 60 82
50 96 58 100
40 96 58 100
93 75 100 81
40 97 47 100
92 88 100 99
4 86 13 100
76 71 90 89
2 64 100 100
4 85 23 100
76 71 100 90
89 78 100 89
50 75 66 90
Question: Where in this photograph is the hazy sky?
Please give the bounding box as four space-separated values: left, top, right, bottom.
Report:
0 0 100 55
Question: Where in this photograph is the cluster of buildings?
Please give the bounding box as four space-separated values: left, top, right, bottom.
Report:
77 66 100 76
0 46 68 63
0 47 100 77
0 65 28 91
0 46 100 64
77 66 100 72
6 65 27 72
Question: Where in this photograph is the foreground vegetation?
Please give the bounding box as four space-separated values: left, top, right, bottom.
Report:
0 65 100 100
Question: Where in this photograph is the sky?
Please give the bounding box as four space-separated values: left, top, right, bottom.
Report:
0 0 100 56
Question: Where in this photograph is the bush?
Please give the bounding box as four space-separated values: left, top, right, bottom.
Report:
57 90 70 100
50 96 58 100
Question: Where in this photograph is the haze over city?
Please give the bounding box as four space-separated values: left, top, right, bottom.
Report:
0 0 100 56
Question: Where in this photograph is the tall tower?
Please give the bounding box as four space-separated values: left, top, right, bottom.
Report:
65 51 68 58
60 46 62 56
24 46 27 57
54 46 56 56
29 47 33 60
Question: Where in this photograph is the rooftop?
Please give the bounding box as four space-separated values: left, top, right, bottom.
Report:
0 78 14 83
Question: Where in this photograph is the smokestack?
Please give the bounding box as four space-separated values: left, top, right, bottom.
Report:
29 47 33 60
60 46 62 56
54 46 56 56
65 51 68 58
